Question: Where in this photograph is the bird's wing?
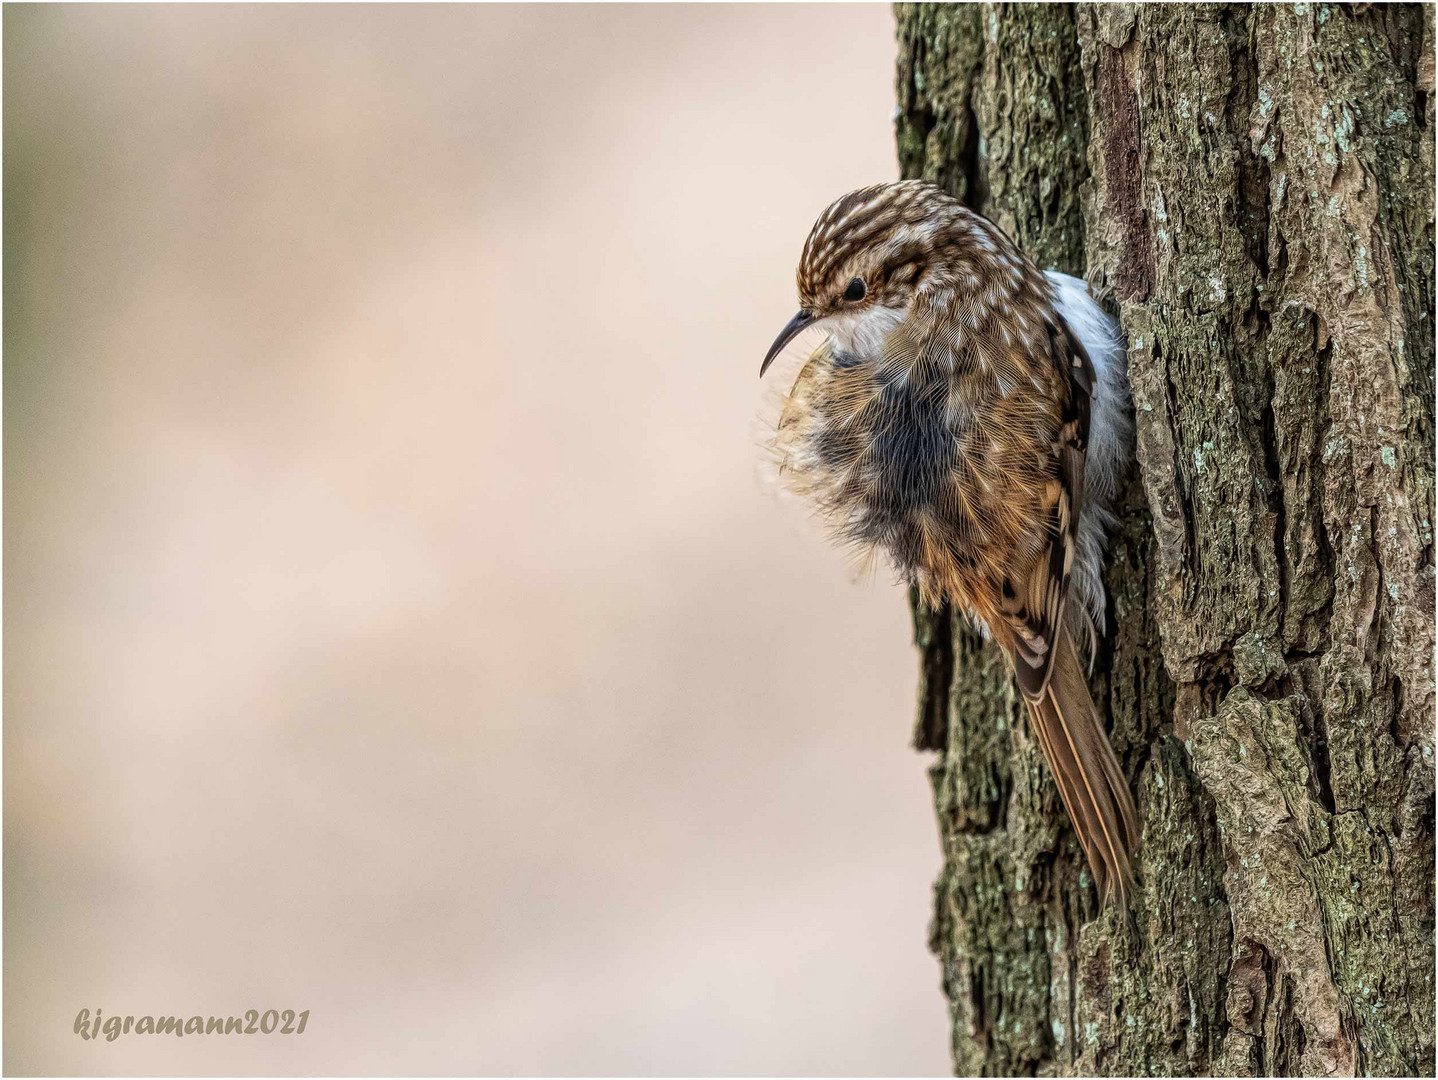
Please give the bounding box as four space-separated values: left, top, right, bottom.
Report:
994 313 1094 703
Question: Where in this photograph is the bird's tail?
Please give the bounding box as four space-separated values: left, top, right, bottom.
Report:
1025 626 1139 905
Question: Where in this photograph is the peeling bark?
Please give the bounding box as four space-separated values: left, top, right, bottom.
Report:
896 4 1435 1076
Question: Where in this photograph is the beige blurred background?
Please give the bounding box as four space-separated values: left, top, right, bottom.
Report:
4 5 949 1074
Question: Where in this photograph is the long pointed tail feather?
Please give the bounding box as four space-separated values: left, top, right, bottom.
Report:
1025 626 1139 905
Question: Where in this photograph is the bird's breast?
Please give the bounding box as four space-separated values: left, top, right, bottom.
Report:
811 354 955 525
774 337 1060 593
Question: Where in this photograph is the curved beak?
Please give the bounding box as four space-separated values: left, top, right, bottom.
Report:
760 310 815 377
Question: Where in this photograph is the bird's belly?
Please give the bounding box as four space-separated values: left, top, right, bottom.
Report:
807 362 966 573
783 349 1049 591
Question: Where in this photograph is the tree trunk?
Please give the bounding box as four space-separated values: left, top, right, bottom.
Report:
894 4 1435 1075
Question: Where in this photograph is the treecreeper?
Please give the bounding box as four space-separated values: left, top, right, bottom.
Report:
761 180 1139 904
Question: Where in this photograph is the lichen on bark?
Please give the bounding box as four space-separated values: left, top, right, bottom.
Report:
896 3 1435 1076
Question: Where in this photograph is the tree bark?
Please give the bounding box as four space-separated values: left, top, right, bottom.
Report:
895 4 1435 1076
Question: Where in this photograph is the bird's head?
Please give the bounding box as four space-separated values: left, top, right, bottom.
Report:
760 180 976 376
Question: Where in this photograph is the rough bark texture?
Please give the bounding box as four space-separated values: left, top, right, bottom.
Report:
895 4 1435 1076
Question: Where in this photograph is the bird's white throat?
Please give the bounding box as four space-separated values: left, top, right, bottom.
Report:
821 304 907 361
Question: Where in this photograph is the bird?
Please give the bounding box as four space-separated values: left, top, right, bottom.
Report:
759 179 1139 904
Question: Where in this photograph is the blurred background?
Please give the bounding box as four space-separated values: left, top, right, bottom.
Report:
4 5 948 1074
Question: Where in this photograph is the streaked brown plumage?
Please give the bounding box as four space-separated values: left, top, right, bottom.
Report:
761 180 1139 904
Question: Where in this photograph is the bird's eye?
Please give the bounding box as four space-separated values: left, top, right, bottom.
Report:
843 278 867 302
